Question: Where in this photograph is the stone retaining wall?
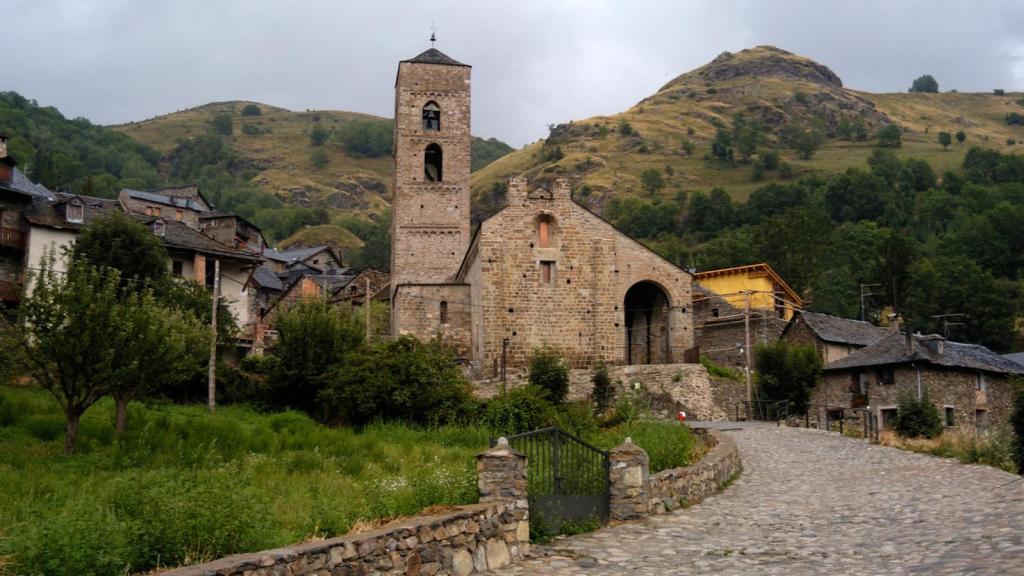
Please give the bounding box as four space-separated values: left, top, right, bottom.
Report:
161 442 529 576
474 363 730 421
609 429 742 521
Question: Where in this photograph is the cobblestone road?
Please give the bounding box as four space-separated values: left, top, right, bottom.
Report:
490 424 1024 575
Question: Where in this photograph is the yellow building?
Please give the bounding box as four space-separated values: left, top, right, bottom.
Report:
693 263 803 321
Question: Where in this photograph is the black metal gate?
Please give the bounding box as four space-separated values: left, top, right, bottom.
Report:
491 427 610 531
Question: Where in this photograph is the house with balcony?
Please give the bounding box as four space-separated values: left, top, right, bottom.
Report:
0 134 54 308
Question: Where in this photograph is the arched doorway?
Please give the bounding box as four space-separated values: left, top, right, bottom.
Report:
624 281 671 364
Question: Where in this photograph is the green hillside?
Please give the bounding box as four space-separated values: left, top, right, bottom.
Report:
470 46 1024 215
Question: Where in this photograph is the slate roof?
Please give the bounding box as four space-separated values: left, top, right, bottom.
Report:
1002 352 1024 369
264 246 325 263
251 265 285 291
825 332 1024 376
789 310 890 347
123 188 207 211
142 217 260 261
24 193 121 231
403 48 469 67
5 168 55 200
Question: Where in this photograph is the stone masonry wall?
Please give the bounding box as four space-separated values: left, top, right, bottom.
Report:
814 366 1015 431
393 284 473 359
160 440 528 576
608 429 742 521
460 177 694 374
473 363 729 421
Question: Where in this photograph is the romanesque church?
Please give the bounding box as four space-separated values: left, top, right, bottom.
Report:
390 47 695 379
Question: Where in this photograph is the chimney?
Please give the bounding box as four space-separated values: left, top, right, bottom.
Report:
0 134 13 187
905 329 913 356
888 313 901 332
0 134 7 158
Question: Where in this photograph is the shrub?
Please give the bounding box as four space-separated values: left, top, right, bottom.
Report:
779 161 794 179
877 124 903 148
208 112 233 136
319 336 476 426
1008 138 1017 146
309 124 331 146
482 384 555 436
761 150 780 170
240 104 262 116
1006 112 1024 126
894 391 943 439
554 401 599 439
601 386 648 427
994 89 1006 96
336 119 393 158
700 356 742 380
909 74 939 93
618 120 633 136
590 364 616 415
751 160 766 181
310 148 329 169
595 422 697 472
754 341 821 415
528 346 570 404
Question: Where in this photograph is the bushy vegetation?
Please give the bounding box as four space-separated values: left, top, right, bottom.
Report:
754 341 821 415
590 364 616 415
528 346 570 404
0 91 161 197
0 386 485 576
880 426 1016 473
894 391 943 439
909 74 939 93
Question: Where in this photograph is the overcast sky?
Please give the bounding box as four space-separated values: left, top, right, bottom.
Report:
9 0 1024 147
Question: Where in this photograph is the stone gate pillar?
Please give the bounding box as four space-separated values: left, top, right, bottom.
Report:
609 437 650 520
476 437 527 503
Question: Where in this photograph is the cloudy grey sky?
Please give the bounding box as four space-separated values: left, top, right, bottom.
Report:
9 0 1024 147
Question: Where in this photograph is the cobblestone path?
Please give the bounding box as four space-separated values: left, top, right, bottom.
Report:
490 424 1024 575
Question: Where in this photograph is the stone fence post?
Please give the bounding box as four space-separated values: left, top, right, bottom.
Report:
477 437 527 503
609 437 650 520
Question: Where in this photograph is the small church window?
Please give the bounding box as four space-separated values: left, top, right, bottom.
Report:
425 143 443 182
422 101 441 131
538 218 551 247
440 301 449 324
541 261 555 284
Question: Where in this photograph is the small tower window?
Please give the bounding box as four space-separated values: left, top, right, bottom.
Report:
440 300 449 324
425 143 443 182
538 218 551 248
541 261 555 284
422 101 441 131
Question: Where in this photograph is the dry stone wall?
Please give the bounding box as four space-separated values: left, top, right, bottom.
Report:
474 363 730 421
608 429 742 521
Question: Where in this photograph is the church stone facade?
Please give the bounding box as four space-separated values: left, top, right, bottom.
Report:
391 48 695 379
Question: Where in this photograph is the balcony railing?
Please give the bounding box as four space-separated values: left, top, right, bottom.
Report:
0 280 21 303
0 227 26 250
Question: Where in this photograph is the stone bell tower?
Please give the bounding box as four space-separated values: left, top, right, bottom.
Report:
390 47 472 290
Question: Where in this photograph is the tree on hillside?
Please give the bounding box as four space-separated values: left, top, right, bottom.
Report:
336 119 393 157
710 127 734 165
732 116 764 162
877 124 903 148
241 104 262 116
640 168 665 195
909 75 939 93
781 121 825 159
71 213 169 288
309 124 331 146
956 130 966 145
938 131 952 150
9 256 199 453
209 112 233 136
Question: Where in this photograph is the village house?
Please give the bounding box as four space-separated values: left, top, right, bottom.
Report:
692 263 803 370
117 185 211 229
781 310 891 364
263 245 341 275
331 267 390 307
388 48 696 378
0 134 50 307
198 211 265 255
814 330 1024 431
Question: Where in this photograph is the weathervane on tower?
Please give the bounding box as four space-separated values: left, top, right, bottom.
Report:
430 22 437 47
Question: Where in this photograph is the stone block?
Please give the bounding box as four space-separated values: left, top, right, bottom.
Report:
486 539 510 570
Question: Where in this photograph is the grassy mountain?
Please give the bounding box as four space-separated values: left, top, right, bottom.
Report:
470 46 1024 215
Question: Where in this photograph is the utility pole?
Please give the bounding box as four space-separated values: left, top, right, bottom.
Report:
207 258 220 413
860 283 882 322
364 277 372 342
743 290 753 420
932 313 968 338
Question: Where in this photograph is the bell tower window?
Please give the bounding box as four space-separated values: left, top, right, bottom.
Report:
425 143 443 182
422 101 441 131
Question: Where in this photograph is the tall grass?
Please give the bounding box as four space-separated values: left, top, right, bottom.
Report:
879 427 1018 474
0 386 486 576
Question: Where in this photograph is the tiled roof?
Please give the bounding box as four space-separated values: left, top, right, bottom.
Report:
792 311 890 347
403 48 469 67
825 332 1024 375
141 217 260 261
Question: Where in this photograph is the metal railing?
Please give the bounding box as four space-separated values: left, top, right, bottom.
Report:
733 399 881 442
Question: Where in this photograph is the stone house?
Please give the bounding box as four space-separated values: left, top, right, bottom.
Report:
389 48 695 378
816 331 1024 431
198 211 265 255
261 270 356 326
118 185 212 229
263 245 341 275
0 134 50 307
781 310 890 364
331 268 390 307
